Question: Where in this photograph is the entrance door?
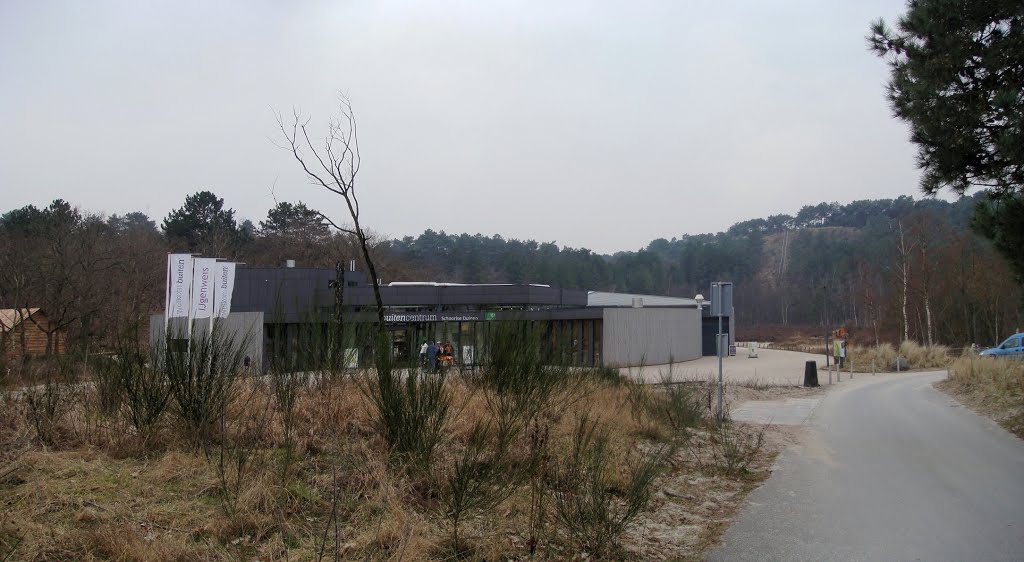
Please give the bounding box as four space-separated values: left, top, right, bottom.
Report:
390 326 411 363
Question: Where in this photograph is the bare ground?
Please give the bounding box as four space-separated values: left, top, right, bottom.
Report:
621 423 805 561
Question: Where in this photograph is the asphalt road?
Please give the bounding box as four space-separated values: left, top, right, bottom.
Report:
708 371 1024 562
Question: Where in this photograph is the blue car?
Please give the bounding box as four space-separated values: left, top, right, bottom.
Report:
979 333 1024 357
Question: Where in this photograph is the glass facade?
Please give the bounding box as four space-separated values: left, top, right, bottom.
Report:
334 317 605 368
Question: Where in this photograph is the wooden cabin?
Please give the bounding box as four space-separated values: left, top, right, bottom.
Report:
0 308 64 357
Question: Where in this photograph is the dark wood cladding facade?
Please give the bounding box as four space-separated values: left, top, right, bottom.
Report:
229 267 591 322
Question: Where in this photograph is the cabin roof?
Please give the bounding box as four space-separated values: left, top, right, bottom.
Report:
0 308 41 332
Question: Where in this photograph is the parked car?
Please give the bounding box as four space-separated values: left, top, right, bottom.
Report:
979 333 1024 357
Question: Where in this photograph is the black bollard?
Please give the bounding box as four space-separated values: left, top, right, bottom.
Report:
803 360 819 387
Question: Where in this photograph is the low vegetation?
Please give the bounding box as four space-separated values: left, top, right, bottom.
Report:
847 341 953 372
761 338 955 372
0 327 793 561
938 355 1024 438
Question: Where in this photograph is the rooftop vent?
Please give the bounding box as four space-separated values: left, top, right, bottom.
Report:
285 260 296 268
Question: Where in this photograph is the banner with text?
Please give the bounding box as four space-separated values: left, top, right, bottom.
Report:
214 261 236 319
190 257 218 321
165 254 194 320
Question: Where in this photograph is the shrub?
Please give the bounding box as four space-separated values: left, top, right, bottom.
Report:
215 384 274 518
96 347 171 438
525 417 552 557
367 332 451 470
437 421 516 556
625 378 704 442
265 323 318 483
701 421 767 477
550 414 669 557
24 380 67 446
479 321 585 443
163 327 250 445
92 358 123 416
23 361 79 445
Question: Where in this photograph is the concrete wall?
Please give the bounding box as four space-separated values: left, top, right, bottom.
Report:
601 307 701 367
149 312 264 370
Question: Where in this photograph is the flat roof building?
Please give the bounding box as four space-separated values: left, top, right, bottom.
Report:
152 265 733 370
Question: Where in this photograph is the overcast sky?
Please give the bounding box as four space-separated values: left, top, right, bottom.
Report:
1 0 928 253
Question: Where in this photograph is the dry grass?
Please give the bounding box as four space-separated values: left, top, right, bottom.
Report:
754 337 955 373
938 355 1024 438
839 341 953 372
0 368 794 561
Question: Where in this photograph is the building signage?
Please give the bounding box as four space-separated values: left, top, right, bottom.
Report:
214 262 236 319
165 253 194 321
190 258 218 321
383 312 488 323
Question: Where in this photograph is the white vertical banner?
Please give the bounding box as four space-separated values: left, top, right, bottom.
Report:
190 257 217 322
165 254 194 321
214 262 236 319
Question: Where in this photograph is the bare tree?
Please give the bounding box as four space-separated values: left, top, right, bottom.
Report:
891 220 916 343
853 259 882 346
905 212 949 348
276 96 386 328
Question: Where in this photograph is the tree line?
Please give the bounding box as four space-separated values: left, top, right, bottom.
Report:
391 193 1021 346
0 192 415 358
1 190 1021 358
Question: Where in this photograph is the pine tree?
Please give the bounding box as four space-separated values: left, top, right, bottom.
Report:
869 0 1024 282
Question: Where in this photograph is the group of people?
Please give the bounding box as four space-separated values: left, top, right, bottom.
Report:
419 340 455 371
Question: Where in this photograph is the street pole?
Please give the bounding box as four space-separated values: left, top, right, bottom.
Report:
710 282 731 423
824 283 831 369
718 312 724 422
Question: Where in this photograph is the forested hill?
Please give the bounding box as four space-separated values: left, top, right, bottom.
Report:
390 193 1021 346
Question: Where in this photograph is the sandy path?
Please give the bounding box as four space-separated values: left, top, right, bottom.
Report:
619 347 831 386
